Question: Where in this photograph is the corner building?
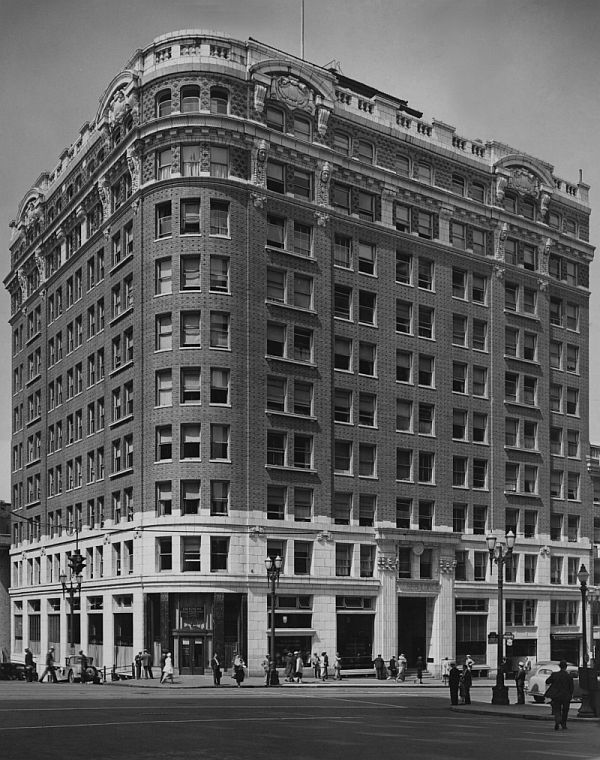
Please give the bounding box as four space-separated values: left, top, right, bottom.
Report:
7 30 595 676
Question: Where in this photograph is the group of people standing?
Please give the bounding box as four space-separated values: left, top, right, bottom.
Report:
373 653 418 682
134 650 154 679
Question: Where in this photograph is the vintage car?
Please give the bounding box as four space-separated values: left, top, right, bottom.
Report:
524 660 581 703
54 654 100 683
0 662 28 681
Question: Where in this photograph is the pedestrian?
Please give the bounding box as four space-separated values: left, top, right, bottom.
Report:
40 647 56 683
448 662 460 705
24 648 35 682
261 654 270 686
415 655 424 684
294 651 304 683
320 651 329 680
310 651 320 679
284 650 295 682
333 652 342 681
387 655 397 680
134 651 142 679
210 652 222 686
442 657 450 685
397 653 407 682
79 650 89 684
524 656 532 672
465 653 474 671
545 660 574 730
515 661 526 705
460 664 472 704
233 653 245 687
373 653 386 680
141 649 153 679
161 652 174 684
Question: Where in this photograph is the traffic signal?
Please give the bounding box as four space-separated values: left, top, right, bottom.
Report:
69 550 86 576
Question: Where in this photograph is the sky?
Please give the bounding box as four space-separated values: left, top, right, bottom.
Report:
1 0 600 501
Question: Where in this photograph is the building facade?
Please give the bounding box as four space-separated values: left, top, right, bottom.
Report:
6 30 595 675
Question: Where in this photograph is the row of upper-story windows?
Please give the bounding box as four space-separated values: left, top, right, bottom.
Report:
155 198 229 238
155 311 231 351
503 192 585 241
156 367 229 407
154 423 230 463
155 86 229 117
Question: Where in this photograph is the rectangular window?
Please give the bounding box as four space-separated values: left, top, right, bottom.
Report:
294 542 312 575
209 200 229 236
181 480 201 515
157 537 172 571
210 480 229 516
209 256 229 292
156 202 172 239
180 424 201 459
209 147 229 178
210 537 229 572
182 537 201 572
336 544 353 577
293 222 312 257
180 199 201 234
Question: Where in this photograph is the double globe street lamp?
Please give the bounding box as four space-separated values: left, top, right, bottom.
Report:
577 564 597 718
265 555 283 685
486 530 515 706
59 547 85 652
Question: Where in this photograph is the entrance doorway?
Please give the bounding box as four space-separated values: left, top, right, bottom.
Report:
178 637 205 674
398 598 426 667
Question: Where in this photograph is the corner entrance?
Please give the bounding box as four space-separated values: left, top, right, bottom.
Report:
398 597 426 667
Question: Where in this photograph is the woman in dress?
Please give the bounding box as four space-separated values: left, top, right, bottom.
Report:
161 652 174 684
233 653 245 687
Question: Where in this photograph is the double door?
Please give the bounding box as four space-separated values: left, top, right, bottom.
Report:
179 637 206 675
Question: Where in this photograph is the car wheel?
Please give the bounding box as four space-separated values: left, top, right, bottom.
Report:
533 695 545 703
68 670 75 683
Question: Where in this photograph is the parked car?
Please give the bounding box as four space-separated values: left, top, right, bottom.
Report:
54 654 100 684
524 660 581 703
0 662 27 681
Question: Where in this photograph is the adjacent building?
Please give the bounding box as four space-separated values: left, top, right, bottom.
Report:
6 30 595 675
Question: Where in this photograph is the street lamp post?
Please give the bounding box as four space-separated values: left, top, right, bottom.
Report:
264 555 282 686
577 564 596 717
487 531 515 705
59 547 85 652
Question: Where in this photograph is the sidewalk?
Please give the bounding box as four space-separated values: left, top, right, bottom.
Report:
109 673 599 723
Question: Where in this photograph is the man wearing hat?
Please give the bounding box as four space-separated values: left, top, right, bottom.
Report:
515 661 527 704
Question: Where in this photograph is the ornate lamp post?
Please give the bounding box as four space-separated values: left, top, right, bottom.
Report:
487 530 515 705
59 547 85 652
264 555 282 685
577 564 596 717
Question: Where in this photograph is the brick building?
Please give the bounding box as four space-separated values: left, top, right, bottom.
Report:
5 30 596 676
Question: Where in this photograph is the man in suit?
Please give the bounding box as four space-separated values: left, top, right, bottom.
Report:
545 660 574 730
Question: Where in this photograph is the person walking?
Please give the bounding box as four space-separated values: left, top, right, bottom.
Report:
320 652 329 681
333 652 342 681
40 647 56 683
294 651 304 683
415 655 424 684
441 657 450 686
397 653 407 682
373 654 386 680
515 661 526 704
448 662 460 705
233 653 245 687
79 650 89 684
284 651 295 682
210 652 222 686
161 652 174 684
141 649 152 679
24 648 36 682
310 651 320 679
545 660 574 730
134 651 142 679
261 654 270 686
387 656 397 680
460 664 472 704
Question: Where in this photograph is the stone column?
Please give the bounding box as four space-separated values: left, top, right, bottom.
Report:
103 593 114 670
374 540 398 658
434 555 456 676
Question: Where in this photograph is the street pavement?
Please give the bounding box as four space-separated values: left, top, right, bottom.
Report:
0 676 599 760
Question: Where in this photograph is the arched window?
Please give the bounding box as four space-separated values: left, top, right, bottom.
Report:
357 140 374 164
471 183 485 203
210 87 229 115
503 193 517 214
265 105 285 132
333 132 350 156
156 89 172 118
180 85 200 113
451 174 465 196
397 155 410 176
293 114 311 141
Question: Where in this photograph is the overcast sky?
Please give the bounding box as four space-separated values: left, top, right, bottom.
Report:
1 0 599 501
